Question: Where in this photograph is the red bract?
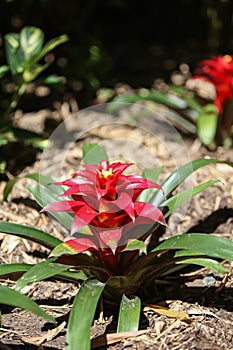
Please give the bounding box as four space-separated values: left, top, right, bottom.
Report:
43 160 165 256
193 55 233 113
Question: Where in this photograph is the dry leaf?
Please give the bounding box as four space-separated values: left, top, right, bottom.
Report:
92 330 148 348
1 235 22 254
19 321 66 346
144 304 189 319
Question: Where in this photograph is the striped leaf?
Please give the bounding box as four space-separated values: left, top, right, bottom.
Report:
20 26 44 61
4 33 22 74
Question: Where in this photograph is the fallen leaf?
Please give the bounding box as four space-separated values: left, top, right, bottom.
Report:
92 330 148 348
144 304 189 319
1 235 22 254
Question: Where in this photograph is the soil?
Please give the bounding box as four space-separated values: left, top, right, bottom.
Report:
0 97 233 350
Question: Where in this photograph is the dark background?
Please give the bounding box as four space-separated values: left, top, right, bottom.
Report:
1 0 233 102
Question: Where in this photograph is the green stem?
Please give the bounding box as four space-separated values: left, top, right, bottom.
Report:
3 82 27 122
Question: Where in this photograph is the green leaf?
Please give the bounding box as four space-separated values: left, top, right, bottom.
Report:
67 278 105 350
59 269 87 282
0 161 6 174
43 74 65 85
117 294 141 333
184 97 203 115
50 242 78 257
150 158 233 206
29 184 73 230
162 109 197 134
3 178 20 200
142 166 163 182
162 179 220 217
176 257 226 274
11 126 48 146
20 26 44 62
4 32 22 74
0 65 10 78
0 285 56 323
4 28 68 78
82 143 108 164
0 263 32 276
150 91 187 109
15 258 72 291
0 221 61 249
152 233 233 261
0 138 8 147
137 166 163 202
110 91 187 109
175 249 209 257
0 262 86 282
23 62 49 82
3 172 62 200
169 86 202 115
25 173 64 195
31 34 69 65
197 104 218 145
122 239 147 254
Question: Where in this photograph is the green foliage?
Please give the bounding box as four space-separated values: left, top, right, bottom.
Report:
82 142 109 164
137 166 163 202
117 295 141 333
0 221 62 249
29 183 73 230
0 26 68 154
153 233 233 261
123 239 147 254
0 285 56 323
162 179 220 218
0 263 32 276
197 104 218 146
110 77 232 149
4 26 68 82
150 158 228 207
176 258 226 274
0 65 10 78
66 279 105 350
15 258 76 292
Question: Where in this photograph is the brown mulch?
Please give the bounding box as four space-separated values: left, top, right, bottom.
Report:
0 101 233 349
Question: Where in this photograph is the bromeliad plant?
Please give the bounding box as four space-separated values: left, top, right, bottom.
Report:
1 143 233 349
110 55 233 148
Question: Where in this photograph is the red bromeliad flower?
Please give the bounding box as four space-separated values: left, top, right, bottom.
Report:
43 160 165 269
193 55 233 113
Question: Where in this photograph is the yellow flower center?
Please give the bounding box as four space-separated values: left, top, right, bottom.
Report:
224 55 232 62
98 212 108 223
99 168 113 179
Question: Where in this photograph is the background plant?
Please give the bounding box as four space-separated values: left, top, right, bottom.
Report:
0 143 233 349
0 26 68 158
110 55 233 149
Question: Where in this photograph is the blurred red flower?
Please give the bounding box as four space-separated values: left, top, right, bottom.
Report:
194 55 233 113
